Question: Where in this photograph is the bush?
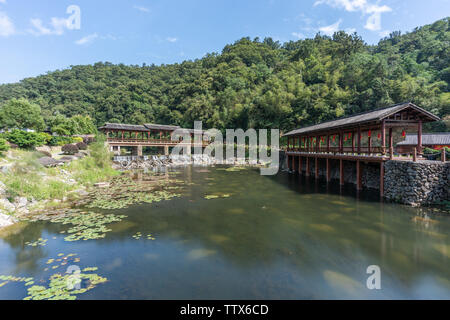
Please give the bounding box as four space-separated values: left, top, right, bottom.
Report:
48 136 75 146
6 130 47 149
423 147 440 154
76 142 88 150
72 137 84 143
0 138 9 154
62 144 79 155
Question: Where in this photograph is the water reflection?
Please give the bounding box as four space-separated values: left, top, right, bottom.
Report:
0 166 449 299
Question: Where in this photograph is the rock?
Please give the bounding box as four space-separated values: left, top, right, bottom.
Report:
14 197 28 208
0 198 15 213
38 157 61 168
74 152 86 159
0 210 17 228
94 182 110 188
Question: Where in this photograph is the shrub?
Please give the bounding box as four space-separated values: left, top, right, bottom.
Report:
423 147 440 154
73 137 84 143
62 144 79 155
76 142 88 150
48 136 76 146
0 138 9 154
6 130 47 149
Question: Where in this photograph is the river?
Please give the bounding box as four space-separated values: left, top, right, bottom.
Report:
0 166 449 299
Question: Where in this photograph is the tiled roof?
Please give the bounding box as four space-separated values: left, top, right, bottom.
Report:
284 102 440 136
397 133 450 146
98 123 148 131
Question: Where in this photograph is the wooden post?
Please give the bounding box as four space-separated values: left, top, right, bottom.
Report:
368 136 372 155
339 132 343 154
339 159 344 186
352 132 355 154
326 158 330 182
299 156 302 174
381 120 386 155
442 149 446 162
413 147 417 162
315 157 319 179
357 127 361 155
389 128 393 158
316 136 319 153
417 120 423 154
356 160 362 191
380 162 384 198
327 134 330 153
305 157 310 177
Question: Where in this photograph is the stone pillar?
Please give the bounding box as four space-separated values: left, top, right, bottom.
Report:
164 145 169 156
137 145 143 157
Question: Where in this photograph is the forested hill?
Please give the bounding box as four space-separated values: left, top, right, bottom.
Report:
0 17 448 133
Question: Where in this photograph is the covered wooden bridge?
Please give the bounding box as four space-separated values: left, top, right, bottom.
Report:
283 102 440 196
99 123 210 156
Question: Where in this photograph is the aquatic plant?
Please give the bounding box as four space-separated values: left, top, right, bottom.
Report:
204 193 231 200
49 212 127 242
0 253 108 300
25 238 48 247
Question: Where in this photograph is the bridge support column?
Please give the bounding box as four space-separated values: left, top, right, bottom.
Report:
326 158 330 182
164 145 169 156
305 157 310 177
356 160 362 191
339 159 344 186
137 145 143 157
315 157 319 179
380 162 384 198
299 156 302 174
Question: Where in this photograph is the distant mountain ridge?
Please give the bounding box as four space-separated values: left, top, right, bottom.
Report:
0 17 448 132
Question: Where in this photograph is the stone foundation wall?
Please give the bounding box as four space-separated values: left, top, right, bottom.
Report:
283 152 449 206
384 160 449 206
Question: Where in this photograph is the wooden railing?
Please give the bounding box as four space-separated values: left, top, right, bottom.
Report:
286 146 386 155
107 138 210 146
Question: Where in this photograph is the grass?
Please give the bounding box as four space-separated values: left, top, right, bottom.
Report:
0 137 119 203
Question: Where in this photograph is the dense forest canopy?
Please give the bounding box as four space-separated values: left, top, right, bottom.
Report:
0 17 448 133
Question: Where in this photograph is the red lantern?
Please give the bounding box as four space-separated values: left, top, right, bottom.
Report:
377 133 381 139
368 130 371 138
332 135 336 142
402 130 406 138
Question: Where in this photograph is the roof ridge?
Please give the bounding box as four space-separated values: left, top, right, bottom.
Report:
286 102 410 133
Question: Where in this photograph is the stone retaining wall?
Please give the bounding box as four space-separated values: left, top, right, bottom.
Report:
384 160 449 206
282 152 449 206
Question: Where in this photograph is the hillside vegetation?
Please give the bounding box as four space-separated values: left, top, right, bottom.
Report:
0 18 448 133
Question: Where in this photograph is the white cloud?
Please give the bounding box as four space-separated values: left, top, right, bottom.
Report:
75 33 98 45
166 37 177 42
0 11 14 37
133 5 150 13
0 0 6 4
314 0 391 31
292 32 305 39
379 30 390 37
319 19 342 36
29 17 69 36
28 8 81 36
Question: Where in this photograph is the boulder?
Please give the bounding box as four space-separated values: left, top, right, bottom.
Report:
38 157 61 168
0 198 15 213
0 211 17 228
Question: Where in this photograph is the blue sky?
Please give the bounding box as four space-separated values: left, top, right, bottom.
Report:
0 0 449 84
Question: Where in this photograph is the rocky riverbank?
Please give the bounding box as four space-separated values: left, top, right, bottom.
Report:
112 154 268 170
384 160 450 206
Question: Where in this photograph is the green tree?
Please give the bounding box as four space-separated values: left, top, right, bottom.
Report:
0 98 45 131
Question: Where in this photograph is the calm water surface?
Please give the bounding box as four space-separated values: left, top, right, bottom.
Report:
0 166 449 299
